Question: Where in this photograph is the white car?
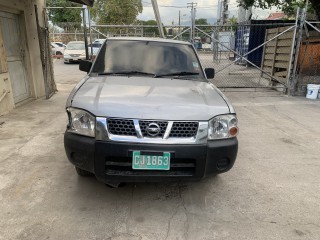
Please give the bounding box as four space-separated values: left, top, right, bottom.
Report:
53 42 66 48
92 38 106 46
51 42 65 58
63 41 86 63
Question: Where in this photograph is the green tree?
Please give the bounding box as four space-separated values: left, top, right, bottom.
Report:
227 16 238 26
195 18 209 25
46 0 82 31
282 0 317 19
138 20 167 37
240 0 320 20
195 18 212 37
92 0 143 25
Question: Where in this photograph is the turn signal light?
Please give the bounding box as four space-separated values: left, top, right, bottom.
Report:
229 127 238 137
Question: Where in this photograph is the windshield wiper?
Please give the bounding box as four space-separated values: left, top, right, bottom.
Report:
155 71 199 78
98 71 155 76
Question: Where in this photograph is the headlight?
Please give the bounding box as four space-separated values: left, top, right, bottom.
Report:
64 54 70 58
208 114 238 140
67 108 95 137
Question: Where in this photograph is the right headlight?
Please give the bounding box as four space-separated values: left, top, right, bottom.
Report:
208 114 239 140
67 108 95 137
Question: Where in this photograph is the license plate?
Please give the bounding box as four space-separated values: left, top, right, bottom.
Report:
132 151 170 170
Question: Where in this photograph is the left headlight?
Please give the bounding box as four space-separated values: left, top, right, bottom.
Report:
67 108 95 137
208 114 238 140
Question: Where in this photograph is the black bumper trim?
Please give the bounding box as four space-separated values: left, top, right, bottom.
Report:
64 131 238 183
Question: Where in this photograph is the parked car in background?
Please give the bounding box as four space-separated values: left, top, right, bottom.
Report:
88 39 105 58
92 39 106 47
51 42 65 58
53 42 66 48
87 43 101 58
63 41 86 63
64 37 239 187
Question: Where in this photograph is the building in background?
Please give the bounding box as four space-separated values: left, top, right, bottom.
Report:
266 12 287 20
0 0 54 116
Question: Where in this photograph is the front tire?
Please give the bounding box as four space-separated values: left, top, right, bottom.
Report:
75 167 93 177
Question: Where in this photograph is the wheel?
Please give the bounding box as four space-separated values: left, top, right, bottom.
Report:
75 167 93 177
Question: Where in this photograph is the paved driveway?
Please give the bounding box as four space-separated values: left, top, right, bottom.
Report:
1 59 320 240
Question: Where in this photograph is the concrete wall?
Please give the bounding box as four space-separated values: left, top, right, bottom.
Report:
0 0 46 116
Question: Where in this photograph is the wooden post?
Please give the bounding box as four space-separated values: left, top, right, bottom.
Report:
0 22 8 74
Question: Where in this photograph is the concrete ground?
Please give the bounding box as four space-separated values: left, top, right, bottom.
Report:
1 59 320 240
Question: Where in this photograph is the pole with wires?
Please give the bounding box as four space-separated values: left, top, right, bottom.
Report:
188 2 197 44
151 0 165 38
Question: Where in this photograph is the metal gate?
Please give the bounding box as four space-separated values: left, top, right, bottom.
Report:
88 20 300 92
192 21 299 91
48 7 318 95
294 13 320 95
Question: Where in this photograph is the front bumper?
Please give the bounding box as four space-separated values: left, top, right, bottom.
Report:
64 56 86 62
64 132 238 183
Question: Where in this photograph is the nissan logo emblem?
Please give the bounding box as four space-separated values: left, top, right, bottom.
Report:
146 123 161 137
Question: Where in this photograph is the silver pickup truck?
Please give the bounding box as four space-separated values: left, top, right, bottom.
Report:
64 37 238 186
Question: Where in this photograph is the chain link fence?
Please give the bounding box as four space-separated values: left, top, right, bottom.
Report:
193 21 297 90
48 11 320 95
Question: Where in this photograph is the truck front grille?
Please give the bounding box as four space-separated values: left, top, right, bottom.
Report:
169 122 199 138
106 118 199 139
139 120 168 138
107 119 137 136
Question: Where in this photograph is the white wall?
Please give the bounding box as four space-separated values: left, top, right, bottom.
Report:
0 0 46 115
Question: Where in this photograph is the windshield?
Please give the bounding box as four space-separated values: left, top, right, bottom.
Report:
91 40 205 80
54 42 65 47
66 42 85 50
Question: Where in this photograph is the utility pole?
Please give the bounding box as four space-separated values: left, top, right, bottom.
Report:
178 10 181 40
151 0 165 38
238 0 251 23
188 2 197 44
218 0 229 25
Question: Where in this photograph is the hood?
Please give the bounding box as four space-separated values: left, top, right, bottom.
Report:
70 76 231 121
64 49 85 55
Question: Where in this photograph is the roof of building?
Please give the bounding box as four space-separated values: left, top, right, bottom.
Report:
266 12 287 20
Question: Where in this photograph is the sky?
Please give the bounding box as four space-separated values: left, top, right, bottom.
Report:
137 0 279 25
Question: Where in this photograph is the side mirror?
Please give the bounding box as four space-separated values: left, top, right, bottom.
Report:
79 60 92 73
205 68 215 79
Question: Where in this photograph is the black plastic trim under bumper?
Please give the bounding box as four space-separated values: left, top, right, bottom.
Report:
64 131 238 183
